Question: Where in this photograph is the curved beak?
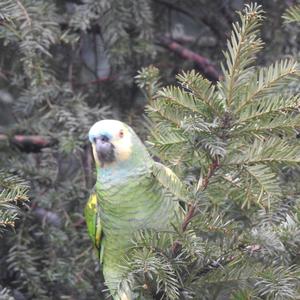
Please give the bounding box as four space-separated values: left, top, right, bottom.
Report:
95 137 115 165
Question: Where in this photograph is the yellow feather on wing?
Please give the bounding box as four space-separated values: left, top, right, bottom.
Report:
84 191 104 263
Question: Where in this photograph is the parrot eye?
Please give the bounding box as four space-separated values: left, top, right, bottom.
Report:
100 135 109 142
119 130 124 138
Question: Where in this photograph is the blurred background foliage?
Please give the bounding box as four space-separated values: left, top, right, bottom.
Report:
0 0 299 299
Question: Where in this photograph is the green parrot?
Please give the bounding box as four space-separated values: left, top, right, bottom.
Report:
85 120 184 299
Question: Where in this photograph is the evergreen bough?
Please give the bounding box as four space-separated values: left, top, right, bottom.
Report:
130 4 300 299
283 4 300 24
0 171 28 235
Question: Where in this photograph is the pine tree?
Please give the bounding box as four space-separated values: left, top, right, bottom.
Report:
130 4 300 299
0 1 299 299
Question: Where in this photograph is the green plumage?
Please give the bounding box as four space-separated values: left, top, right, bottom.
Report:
84 120 181 299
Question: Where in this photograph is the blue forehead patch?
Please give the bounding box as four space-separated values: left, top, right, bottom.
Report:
88 128 113 143
88 119 127 143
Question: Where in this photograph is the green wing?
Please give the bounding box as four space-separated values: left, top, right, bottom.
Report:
84 190 104 263
151 161 189 202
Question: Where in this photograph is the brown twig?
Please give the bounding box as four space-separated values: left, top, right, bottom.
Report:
158 37 221 82
0 134 55 152
172 159 220 255
183 160 219 230
16 0 32 26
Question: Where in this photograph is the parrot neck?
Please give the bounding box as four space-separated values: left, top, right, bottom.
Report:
96 150 152 185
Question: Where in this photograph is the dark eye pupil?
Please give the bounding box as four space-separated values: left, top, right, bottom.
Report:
100 135 109 142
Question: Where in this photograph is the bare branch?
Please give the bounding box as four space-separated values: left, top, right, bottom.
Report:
158 37 221 82
0 134 55 152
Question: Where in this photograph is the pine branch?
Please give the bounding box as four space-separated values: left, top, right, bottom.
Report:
147 99 186 126
236 59 299 113
235 114 300 137
149 128 187 151
196 244 262 278
227 138 300 165
243 164 282 208
238 94 300 123
0 171 29 232
220 3 264 107
176 70 224 118
255 265 300 299
157 86 200 113
283 4 300 23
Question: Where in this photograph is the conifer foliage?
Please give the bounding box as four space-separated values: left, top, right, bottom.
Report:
0 171 29 234
0 1 299 299
131 4 300 299
283 4 300 23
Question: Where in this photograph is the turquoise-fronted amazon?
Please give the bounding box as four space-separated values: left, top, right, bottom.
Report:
85 120 184 299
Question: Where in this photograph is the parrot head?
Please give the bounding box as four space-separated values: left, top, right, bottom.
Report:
88 120 150 170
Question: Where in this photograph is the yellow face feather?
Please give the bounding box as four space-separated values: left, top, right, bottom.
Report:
92 143 101 167
112 126 132 162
